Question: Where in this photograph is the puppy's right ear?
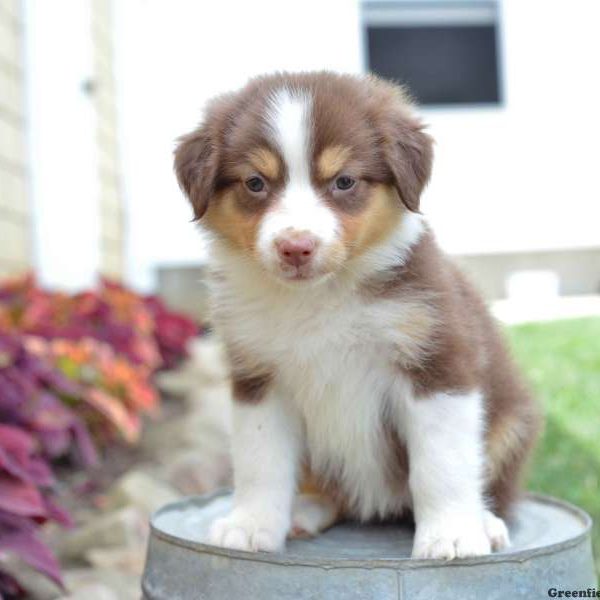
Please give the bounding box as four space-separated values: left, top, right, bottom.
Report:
174 126 219 220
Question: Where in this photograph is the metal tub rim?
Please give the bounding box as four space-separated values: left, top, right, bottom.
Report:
147 489 592 571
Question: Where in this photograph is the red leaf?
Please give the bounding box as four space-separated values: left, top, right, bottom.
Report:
0 447 53 487
0 474 46 518
0 425 34 455
0 570 25 598
43 497 73 528
0 509 36 534
85 388 140 443
70 420 98 467
0 530 63 588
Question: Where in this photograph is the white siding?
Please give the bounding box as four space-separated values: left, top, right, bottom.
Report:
0 0 30 277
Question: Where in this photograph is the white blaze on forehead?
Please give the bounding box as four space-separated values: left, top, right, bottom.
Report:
259 88 339 255
266 88 311 183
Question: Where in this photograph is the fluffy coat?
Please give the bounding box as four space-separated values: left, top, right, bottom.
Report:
174 72 540 559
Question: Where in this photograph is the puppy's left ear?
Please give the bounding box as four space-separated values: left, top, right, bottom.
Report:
174 126 219 220
384 115 434 213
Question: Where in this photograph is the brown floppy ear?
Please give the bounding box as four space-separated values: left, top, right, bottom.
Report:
384 115 434 213
174 126 219 220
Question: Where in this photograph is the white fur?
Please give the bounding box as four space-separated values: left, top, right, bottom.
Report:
206 89 504 559
209 223 509 558
210 224 430 526
404 390 494 559
208 392 301 551
483 509 511 551
258 89 339 278
351 210 425 277
290 494 339 538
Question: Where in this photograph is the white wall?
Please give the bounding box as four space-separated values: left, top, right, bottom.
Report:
116 0 600 291
424 0 600 254
115 0 362 291
24 0 100 291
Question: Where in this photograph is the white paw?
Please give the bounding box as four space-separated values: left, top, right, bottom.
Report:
289 494 338 539
208 508 287 552
412 513 493 560
483 509 510 551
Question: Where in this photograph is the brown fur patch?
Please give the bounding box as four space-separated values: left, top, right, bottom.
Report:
247 147 281 180
226 343 274 404
392 302 439 368
339 184 402 258
231 372 272 404
362 230 542 516
203 190 264 253
317 145 352 179
174 71 434 235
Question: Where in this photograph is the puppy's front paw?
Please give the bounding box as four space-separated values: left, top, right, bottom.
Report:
412 514 491 560
208 508 287 553
483 509 510 551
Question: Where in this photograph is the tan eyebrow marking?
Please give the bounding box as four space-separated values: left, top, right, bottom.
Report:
247 147 280 180
317 145 352 179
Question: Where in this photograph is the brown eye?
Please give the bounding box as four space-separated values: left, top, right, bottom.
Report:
335 175 356 191
245 176 265 193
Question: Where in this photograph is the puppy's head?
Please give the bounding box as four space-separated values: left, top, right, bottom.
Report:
175 73 433 283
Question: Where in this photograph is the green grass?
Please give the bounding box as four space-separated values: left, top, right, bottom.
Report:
507 317 600 573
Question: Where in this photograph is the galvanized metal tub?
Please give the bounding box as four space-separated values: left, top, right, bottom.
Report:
142 490 596 599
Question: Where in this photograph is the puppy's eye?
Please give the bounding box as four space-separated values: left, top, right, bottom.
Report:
334 175 356 191
245 176 266 193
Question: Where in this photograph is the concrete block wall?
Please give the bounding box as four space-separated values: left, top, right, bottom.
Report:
456 248 600 300
157 246 600 324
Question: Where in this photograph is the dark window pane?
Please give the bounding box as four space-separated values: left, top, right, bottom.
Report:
367 25 500 105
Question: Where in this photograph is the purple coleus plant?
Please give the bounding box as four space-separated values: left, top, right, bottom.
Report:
0 333 97 596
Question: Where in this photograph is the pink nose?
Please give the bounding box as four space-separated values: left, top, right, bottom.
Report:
276 236 317 267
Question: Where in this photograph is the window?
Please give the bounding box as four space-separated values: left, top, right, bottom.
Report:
362 1 502 106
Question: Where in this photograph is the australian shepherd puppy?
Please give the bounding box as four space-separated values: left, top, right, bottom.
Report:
174 72 541 560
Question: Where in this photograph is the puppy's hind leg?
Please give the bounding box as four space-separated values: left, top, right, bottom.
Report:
289 494 340 539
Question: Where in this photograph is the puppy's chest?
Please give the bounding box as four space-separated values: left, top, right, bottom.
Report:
224 285 422 370
220 281 421 411
293 350 410 519
222 289 415 518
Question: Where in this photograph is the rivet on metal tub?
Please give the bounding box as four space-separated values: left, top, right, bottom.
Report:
142 489 597 600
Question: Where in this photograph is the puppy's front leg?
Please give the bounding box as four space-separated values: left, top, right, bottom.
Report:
209 391 300 552
406 390 500 560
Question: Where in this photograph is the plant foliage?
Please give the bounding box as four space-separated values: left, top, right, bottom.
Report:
0 275 199 596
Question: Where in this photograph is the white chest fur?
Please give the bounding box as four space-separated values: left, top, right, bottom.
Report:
288 346 412 520
212 263 429 520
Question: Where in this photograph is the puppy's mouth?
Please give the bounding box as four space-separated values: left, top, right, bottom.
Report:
274 261 334 284
279 264 317 282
